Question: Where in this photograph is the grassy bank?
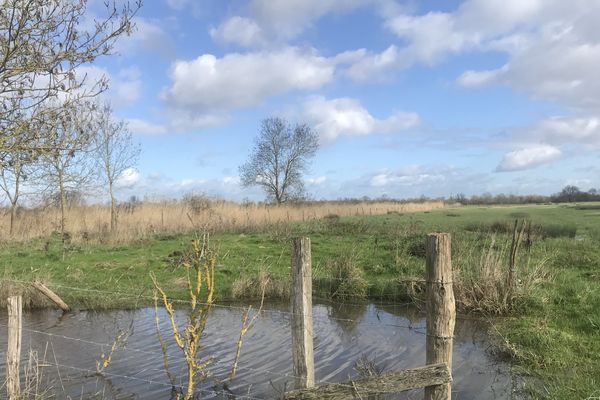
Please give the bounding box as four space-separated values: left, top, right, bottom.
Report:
1 203 599 398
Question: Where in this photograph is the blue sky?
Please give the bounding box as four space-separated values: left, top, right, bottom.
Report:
89 0 600 201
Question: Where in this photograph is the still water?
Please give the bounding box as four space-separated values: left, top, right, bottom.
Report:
0 301 513 399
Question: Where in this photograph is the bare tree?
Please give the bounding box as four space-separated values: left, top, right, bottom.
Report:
93 102 140 232
0 0 141 153
239 117 319 204
0 127 37 236
38 102 96 241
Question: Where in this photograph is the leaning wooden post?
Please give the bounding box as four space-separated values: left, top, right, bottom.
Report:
7 295 22 400
32 281 71 313
424 233 455 400
291 237 315 389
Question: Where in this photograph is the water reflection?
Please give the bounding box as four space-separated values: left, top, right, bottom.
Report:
0 302 514 399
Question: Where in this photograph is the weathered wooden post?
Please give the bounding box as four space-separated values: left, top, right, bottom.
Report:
508 219 525 290
7 295 22 400
424 233 455 400
32 281 71 312
291 237 315 389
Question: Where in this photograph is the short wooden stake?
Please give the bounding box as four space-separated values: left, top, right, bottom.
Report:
424 233 455 400
32 281 71 312
7 295 22 400
291 237 315 389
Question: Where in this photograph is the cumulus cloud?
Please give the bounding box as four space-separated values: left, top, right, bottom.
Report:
448 1 600 113
75 65 142 107
384 0 547 65
496 145 562 172
162 47 334 112
534 116 600 146
166 0 189 10
299 96 419 142
345 45 402 80
209 17 266 47
211 0 370 46
116 168 141 188
345 164 491 199
115 17 174 57
369 165 446 187
127 118 168 135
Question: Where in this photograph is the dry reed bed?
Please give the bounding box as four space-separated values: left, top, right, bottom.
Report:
0 200 445 243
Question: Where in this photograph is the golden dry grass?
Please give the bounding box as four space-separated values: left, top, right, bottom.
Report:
0 200 445 243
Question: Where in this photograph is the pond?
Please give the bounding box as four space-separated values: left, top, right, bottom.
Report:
0 301 514 399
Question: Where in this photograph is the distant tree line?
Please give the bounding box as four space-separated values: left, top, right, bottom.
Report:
449 186 600 205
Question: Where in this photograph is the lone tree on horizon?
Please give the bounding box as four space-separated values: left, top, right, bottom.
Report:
239 117 319 204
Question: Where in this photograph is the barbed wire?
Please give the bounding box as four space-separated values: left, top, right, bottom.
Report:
0 322 423 396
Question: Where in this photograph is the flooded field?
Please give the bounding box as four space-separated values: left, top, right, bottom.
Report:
0 301 514 399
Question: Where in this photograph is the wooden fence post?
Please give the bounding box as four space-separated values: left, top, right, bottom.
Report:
291 237 315 389
7 295 22 400
424 233 455 400
32 281 71 312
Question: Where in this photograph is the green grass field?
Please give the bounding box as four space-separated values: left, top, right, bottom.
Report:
1 203 599 399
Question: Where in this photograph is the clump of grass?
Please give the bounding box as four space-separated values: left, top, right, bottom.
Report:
453 235 551 314
395 234 426 258
326 254 368 300
231 270 289 300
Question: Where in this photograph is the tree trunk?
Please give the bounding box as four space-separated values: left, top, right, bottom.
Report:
109 181 117 232
9 203 16 237
58 168 67 254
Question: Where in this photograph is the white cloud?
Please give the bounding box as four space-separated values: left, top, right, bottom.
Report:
166 0 189 10
370 167 445 188
162 47 335 115
222 176 241 185
300 96 420 142
496 145 562 172
535 116 600 146
209 17 266 47
113 67 142 107
75 65 142 107
127 118 168 135
212 0 370 46
116 17 173 57
345 45 401 80
457 68 504 87
306 176 327 185
116 168 141 188
446 1 600 113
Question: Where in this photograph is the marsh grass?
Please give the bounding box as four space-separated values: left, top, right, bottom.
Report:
231 270 289 300
2 202 599 398
0 200 444 244
452 235 552 314
321 254 368 300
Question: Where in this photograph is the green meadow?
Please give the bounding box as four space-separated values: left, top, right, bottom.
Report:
2 202 599 399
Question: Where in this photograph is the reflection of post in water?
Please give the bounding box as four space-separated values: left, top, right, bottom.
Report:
326 301 367 333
